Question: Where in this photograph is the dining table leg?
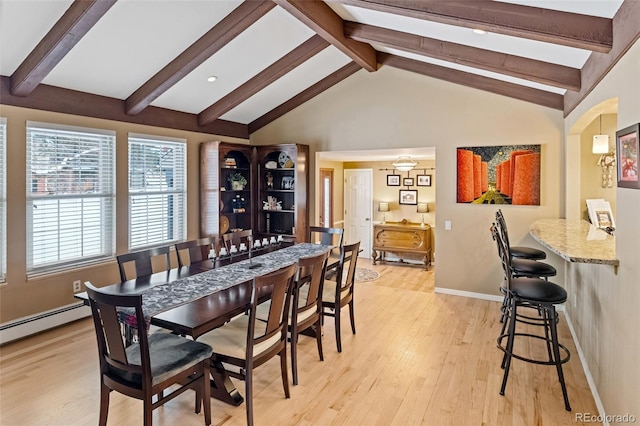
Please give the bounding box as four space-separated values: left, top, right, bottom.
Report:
209 359 244 406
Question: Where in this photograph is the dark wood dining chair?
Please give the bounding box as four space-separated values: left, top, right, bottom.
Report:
175 238 216 267
222 229 253 251
309 226 343 277
116 246 171 281
197 263 297 426
85 282 213 426
290 250 330 385
308 226 344 247
321 241 360 353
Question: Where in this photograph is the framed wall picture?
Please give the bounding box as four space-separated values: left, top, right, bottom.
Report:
399 189 417 205
616 123 639 189
403 177 414 186
417 174 432 186
456 144 541 205
387 174 400 186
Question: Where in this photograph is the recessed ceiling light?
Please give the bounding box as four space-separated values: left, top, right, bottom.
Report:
472 29 487 35
207 76 218 82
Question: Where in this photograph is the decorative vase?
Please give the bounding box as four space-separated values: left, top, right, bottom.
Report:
231 181 244 191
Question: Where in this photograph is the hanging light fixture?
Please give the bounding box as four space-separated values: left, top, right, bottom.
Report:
392 156 417 172
592 115 609 154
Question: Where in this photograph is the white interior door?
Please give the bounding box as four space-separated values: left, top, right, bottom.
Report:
344 169 372 258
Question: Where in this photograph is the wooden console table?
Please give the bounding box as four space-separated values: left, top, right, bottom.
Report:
372 220 431 270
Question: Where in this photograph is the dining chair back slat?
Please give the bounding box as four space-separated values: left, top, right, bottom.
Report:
117 246 171 282
175 238 216 267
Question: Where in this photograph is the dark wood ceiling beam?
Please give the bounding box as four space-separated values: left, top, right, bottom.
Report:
338 0 613 52
345 22 581 91
10 0 117 97
1 77 248 138
564 0 640 116
198 34 329 126
125 0 275 116
249 61 361 133
378 53 563 110
273 0 377 71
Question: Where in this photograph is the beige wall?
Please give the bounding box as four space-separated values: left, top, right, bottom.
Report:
251 65 566 295
0 104 248 322
580 113 617 220
564 39 640 420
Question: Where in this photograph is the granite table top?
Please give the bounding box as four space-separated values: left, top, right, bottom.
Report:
529 218 618 266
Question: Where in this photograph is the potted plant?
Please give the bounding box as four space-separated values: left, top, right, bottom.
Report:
228 172 247 190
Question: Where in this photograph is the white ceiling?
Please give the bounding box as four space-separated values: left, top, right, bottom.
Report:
0 0 626 128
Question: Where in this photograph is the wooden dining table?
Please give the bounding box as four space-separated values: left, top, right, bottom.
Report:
76 242 333 406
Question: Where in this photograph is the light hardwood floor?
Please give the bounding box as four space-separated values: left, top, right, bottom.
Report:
0 263 599 425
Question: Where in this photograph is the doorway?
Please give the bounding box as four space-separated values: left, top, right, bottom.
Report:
344 169 372 258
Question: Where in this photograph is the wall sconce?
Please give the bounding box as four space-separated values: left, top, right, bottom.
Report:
378 202 390 224
417 202 429 227
592 115 615 188
392 156 417 172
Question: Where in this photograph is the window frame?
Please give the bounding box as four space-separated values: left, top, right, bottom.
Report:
25 121 116 276
127 133 187 250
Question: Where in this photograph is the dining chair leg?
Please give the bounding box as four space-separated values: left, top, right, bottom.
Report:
245 373 254 426
202 363 212 425
143 397 152 426
280 348 291 398
335 310 342 353
315 319 324 362
291 328 299 386
99 382 110 426
348 300 356 334
194 386 201 414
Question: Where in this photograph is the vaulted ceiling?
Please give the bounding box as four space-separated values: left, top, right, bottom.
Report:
1 0 636 140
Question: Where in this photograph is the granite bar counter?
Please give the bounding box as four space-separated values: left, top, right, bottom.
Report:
529 218 619 266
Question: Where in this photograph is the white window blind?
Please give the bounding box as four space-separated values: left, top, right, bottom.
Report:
0 118 6 282
26 122 115 275
128 135 186 249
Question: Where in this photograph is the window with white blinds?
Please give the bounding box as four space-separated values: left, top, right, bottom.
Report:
0 118 6 282
26 122 115 275
128 135 186 249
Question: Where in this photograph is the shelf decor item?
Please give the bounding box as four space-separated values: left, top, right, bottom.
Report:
228 172 247 190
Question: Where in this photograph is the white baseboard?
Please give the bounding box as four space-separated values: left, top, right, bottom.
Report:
0 302 91 345
434 287 504 303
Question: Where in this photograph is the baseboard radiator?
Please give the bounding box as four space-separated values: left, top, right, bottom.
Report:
0 302 91 345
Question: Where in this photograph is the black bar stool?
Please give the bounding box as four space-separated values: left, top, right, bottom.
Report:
496 209 547 260
491 224 571 411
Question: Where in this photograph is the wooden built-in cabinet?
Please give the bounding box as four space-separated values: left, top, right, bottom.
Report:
200 142 308 243
200 142 255 238
256 144 308 243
